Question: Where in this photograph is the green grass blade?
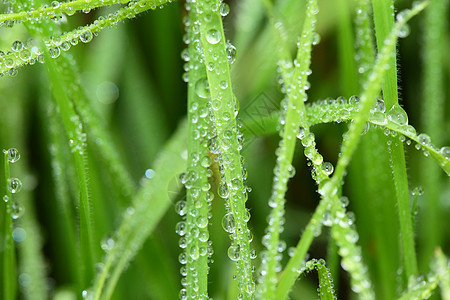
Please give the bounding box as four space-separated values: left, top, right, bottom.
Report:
336 0 358 96
259 0 325 297
179 5 212 298
0 0 172 75
1 150 17 300
91 120 188 299
371 0 422 280
275 199 329 299
45 52 97 287
195 0 255 298
419 0 449 270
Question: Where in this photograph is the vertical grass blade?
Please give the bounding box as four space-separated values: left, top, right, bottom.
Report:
179 4 212 298
371 0 419 280
1 150 17 300
258 0 325 298
45 53 97 288
353 1 399 297
195 0 255 298
419 0 448 269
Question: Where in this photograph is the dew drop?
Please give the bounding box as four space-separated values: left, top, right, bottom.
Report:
195 78 209 99
226 42 236 64
176 221 187 236
321 162 334 176
371 98 386 113
5 148 20 163
219 3 230 16
227 244 240 261
398 24 410 38
440 146 450 159
80 30 93 43
222 212 235 233
8 178 22 193
188 244 200 260
49 47 61 58
100 237 115 251
387 104 408 126
206 29 221 44
312 32 320 45
11 202 24 219
218 184 229 198
175 200 187 216
417 133 431 146
19 49 31 61
196 216 208 228
288 165 296 178
11 40 23 52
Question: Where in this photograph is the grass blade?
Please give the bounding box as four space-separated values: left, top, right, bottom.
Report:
92 120 187 299
195 0 255 298
1 150 17 300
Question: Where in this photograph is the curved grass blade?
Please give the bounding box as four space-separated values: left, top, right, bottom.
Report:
0 0 172 75
91 120 187 300
1 150 17 300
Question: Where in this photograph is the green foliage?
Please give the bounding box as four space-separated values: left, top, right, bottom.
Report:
0 0 449 299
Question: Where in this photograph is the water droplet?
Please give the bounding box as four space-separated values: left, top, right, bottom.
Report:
222 212 235 233
195 78 209 98
312 32 320 45
398 24 410 38
297 127 306 139
175 200 187 216
11 202 24 219
11 40 23 52
227 244 240 261
206 29 221 44
12 227 26 242
226 42 236 64
340 196 349 207
188 244 200 260
145 168 155 179
219 80 228 90
179 252 187 264
373 98 386 113
321 162 334 176
440 146 450 159
288 165 296 178
80 30 93 43
196 216 208 228
49 47 61 58
51 1 60 8
5 148 20 163
218 184 229 198
8 178 22 193
417 133 431 146
387 104 408 126
101 237 115 251
219 3 230 16
176 221 187 236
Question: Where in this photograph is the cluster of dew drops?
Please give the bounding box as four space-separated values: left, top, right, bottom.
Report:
305 95 450 161
3 148 24 220
0 0 99 77
0 0 166 77
176 1 260 299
